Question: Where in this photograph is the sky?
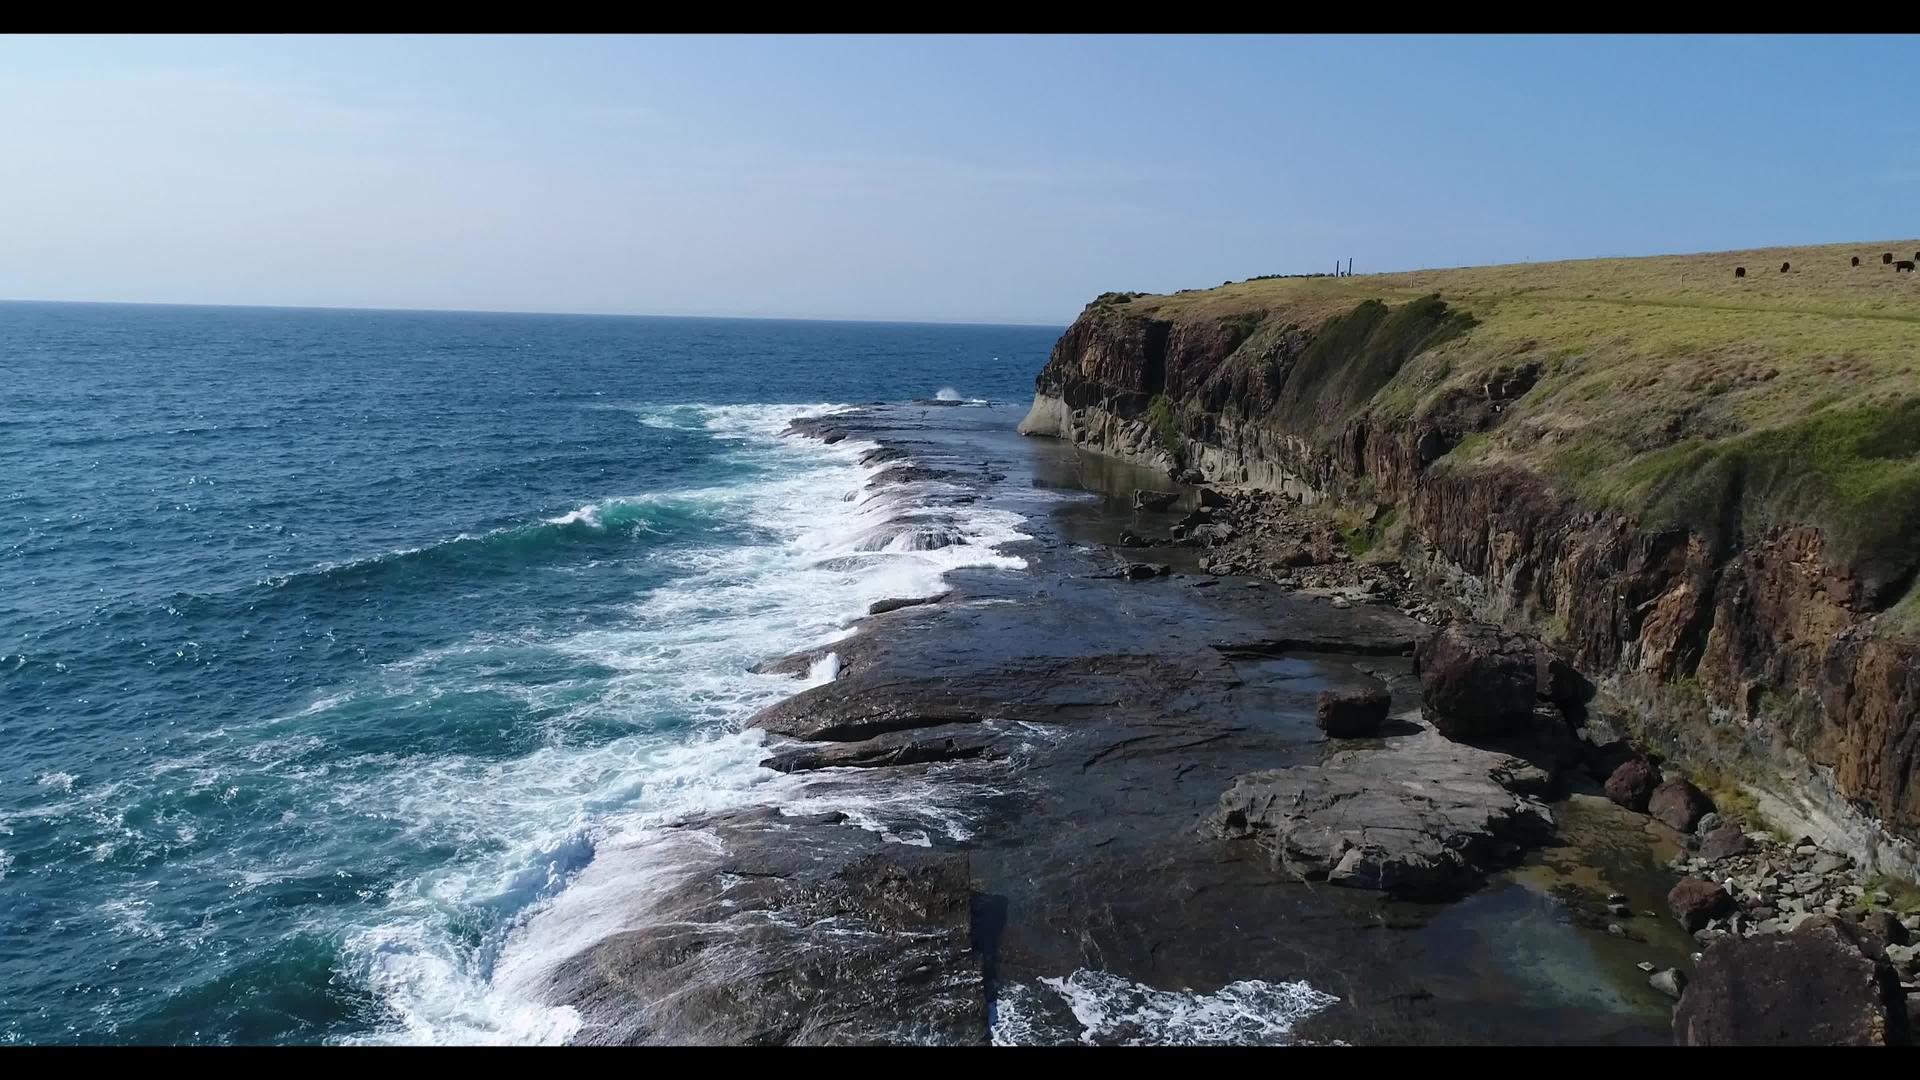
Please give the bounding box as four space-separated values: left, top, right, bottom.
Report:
1 34 1916 325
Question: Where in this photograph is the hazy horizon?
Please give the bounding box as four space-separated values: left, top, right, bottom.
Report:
0 294 1068 328
5 34 1916 324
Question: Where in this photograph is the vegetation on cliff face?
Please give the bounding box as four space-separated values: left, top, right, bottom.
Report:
1057 239 1920 617
1145 394 1184 463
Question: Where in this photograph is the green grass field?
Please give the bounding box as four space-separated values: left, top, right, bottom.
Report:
1113 240 1920 621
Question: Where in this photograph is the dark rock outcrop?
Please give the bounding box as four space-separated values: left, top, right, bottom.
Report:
542 808 984 1045
1700 824 1750 862
761 725 996 773
869 593 947 616
1667 878 1736 933
1672 916 1911 1045
869 465 957 487
1314 684 1391 737
1413 623 1542 740
1866 910 1911 947
1604 758 1661 812
1648 776 1713 832
860 445 910 467
785 415 852 444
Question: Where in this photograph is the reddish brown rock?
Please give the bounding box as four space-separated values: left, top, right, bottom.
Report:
1673 916 1911 1045
1604 758 1660 812
1315 685 1391 738
1648 777 1714 833
1700 824 1750 862
1413 622 1541 740
1668 878 1736 933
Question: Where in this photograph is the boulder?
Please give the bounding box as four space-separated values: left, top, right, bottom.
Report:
1272 543 1317 568
1650 968 1687 1000
1536 651 1592 708
1210 730 1555 900
1413 623 1541 740
1198 487 1230 508
1699 824 1750 862
1865 910 1911 947
1668 878 1737 933
1649 777 1713 832
1314 685 1391 738
1673 916 1911 1045
1133 489 1178 511
1604 757 1660 812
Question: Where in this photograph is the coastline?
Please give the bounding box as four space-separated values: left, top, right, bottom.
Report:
516 401 1708 1045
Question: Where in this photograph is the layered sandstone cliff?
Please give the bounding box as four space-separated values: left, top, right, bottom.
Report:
1021 246 1920 872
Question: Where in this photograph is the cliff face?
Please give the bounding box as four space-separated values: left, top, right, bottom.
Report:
1020 278 1920 872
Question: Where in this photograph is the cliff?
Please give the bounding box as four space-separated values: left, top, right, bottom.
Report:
1021 241 1920 872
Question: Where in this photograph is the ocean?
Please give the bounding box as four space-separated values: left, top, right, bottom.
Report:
0 301 1060 1044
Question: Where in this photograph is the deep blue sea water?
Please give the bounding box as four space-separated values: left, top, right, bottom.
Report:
0 301 1059 1044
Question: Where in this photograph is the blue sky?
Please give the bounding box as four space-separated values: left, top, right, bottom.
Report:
2 35 1914 325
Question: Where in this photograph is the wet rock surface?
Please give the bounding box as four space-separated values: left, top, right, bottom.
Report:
543 806 985 1045
1210 728 1556 898
542 403 1734 1045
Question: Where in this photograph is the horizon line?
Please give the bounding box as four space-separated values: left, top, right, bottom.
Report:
0 295 1070 331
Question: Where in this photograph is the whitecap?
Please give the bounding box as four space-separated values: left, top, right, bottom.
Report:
992 970 1339 1046
295 399 1032 1045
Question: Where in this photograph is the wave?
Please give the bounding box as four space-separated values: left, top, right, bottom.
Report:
300 399 1032 1044
252 496 709 597
914 388 991 408
990 971 1340 1046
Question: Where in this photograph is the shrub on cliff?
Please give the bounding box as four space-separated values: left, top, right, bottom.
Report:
1146 394 1185 467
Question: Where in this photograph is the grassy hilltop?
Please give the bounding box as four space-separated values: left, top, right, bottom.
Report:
1101 239 1920 623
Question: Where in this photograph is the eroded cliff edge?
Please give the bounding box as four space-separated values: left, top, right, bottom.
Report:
1020 243 1920 873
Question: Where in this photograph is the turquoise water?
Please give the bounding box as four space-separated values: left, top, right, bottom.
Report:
0 301 1057 1044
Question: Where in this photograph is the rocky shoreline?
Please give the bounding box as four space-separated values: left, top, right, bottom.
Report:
1015 289 1920 883
537 400 1910 1044
1129 477 1920 1042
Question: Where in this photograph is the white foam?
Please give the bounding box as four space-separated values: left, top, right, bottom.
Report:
36 771 76 792
932 387 988 406
808 652 842 683
321 400 1032 1045
992 970 1340 1046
